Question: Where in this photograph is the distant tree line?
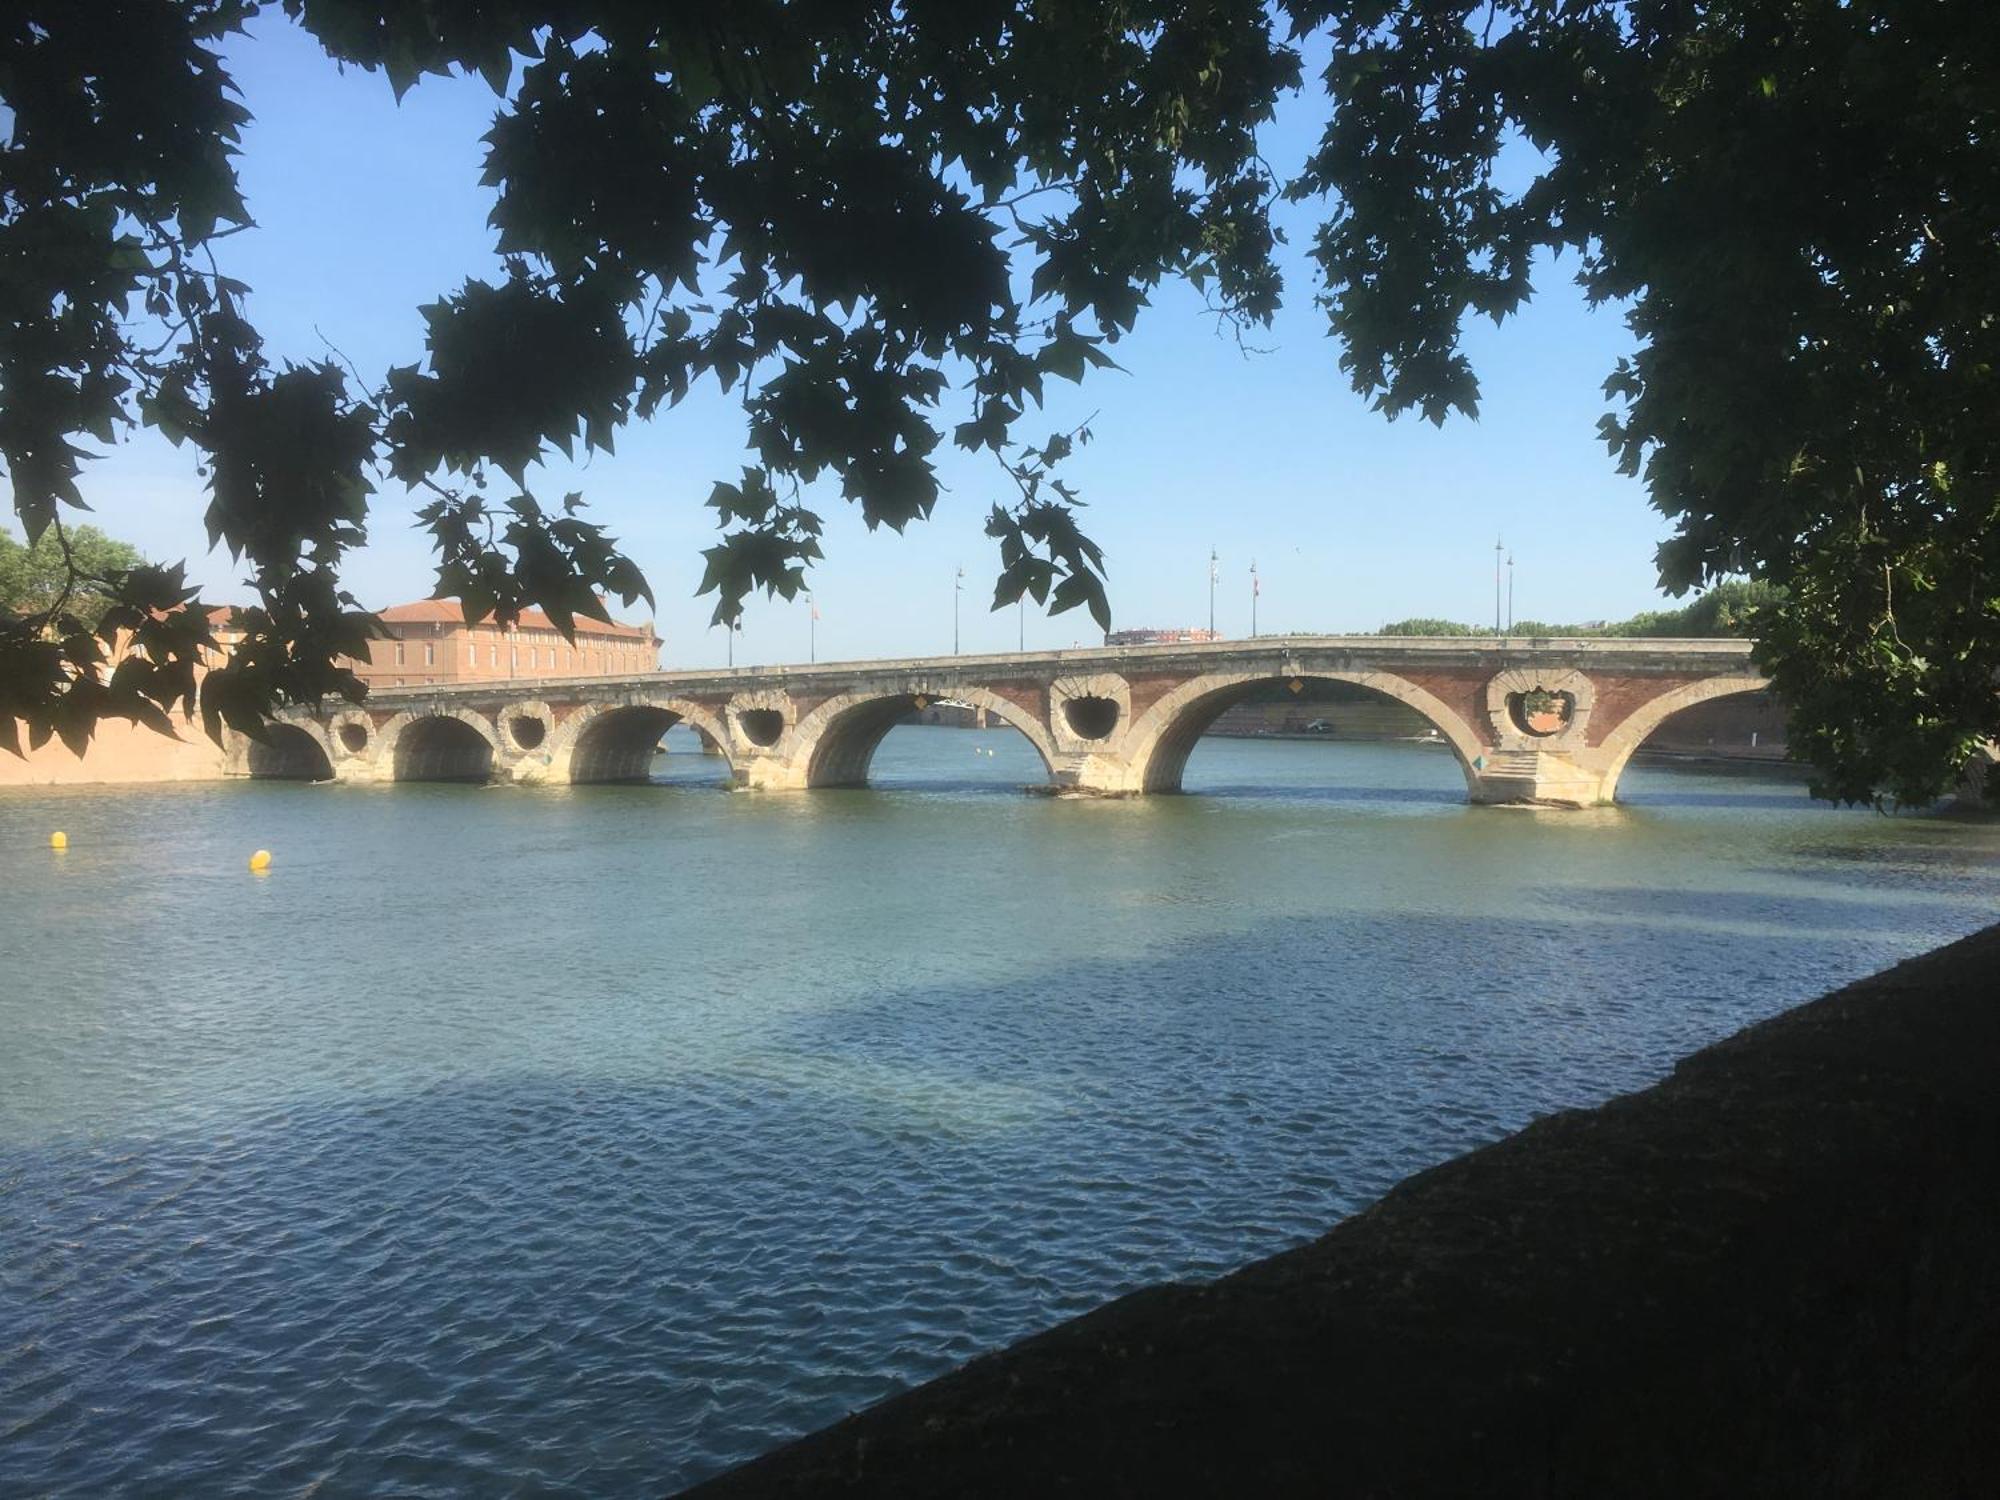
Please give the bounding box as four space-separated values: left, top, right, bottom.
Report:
0 524 145 628
1379 582 1781 640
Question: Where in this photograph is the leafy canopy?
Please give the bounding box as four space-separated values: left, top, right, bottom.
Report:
1 0 1995 804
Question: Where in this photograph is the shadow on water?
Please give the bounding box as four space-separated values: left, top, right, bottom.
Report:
4 900 1992 1499
1176 781 1463 806
1615 788 1825 812
1615 765 1822 814
1540 883 1988 933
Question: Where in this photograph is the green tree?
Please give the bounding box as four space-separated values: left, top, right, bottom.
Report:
1382 582 1783 641
1378 618 1482 637
2 2 1994 804
0 523 145 625
1611 582 1785 640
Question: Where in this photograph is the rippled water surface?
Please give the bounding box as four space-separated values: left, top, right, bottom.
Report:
3 729 1997 1495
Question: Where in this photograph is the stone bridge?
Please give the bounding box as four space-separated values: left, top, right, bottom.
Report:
235 636 1770 807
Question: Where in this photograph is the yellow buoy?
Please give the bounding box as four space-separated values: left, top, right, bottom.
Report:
50 831 67 850
248 849 272 873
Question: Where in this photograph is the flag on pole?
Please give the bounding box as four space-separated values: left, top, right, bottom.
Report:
810 599 820 621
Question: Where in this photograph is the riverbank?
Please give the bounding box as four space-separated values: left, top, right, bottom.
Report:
683 922 2000 1498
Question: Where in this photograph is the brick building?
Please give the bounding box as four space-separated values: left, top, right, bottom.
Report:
343 601 661 689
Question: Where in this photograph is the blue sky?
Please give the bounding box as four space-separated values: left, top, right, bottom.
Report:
74 14 1681 668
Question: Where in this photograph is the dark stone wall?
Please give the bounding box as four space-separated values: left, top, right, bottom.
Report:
391 718 495 782
243 725 334 780
681 925 2000 1499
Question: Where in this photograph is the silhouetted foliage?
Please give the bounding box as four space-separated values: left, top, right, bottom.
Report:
2 1 1994 804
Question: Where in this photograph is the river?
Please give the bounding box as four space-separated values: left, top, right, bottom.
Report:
3 728 1996 1495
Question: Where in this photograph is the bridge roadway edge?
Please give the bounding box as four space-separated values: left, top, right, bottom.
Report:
677 921 2000 1498
275 636 1765 806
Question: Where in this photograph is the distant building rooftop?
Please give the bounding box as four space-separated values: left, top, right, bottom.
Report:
345 597 659 688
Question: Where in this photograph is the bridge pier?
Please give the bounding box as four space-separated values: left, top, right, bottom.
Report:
1468 750 1611 808
1035 752 1143 797
733 752 809 792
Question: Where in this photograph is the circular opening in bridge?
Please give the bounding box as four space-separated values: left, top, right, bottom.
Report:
739 708 784 747
337 723 368 754
509 715 547 750
1063 695 1121 741
1508 689 1575 738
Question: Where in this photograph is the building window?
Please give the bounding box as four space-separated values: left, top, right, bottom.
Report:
394 642 405 666
511 647 518 671
424 642 435 666
489 644 498 667
468 643 477 667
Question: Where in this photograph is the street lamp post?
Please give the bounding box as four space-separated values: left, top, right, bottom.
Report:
953 565 964 655
808 592 817 663
1208 547 1219 637
1493 537 1504 636
1506 553 1515 633
1018 595 1025 652
1250 559 1259 638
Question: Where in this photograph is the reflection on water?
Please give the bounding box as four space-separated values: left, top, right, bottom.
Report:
2 728 1996 1496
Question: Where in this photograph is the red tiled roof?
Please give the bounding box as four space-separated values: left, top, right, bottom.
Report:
375 599 656 640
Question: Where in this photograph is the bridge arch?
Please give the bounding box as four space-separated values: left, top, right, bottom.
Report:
378 708 501 783
1122 669 1483 796
545 697 735 784
791 685 1058 789
1591 674 1772 800
244 721 336 781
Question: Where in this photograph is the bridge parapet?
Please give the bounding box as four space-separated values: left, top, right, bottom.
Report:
257 636 1765 807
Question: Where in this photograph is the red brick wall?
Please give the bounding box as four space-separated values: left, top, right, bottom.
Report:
1586 674 1710 747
